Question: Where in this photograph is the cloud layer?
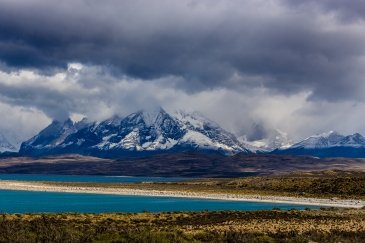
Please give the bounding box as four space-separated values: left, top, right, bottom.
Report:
0 0 365 141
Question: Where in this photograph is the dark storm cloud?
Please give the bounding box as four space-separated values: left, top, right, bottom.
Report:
0 81 72 120
0 65 178 121
0 82 71 122
0 0 365 102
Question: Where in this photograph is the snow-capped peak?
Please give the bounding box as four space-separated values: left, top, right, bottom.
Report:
173 110 220 130
173 110 249 155
289 131 365 149
22 118 78 149
308 131 340 139
139 107 165 126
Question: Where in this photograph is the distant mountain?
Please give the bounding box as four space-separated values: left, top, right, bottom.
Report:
273 131 365 158
0 132 17 153
239 129 293 152
20 108 251 157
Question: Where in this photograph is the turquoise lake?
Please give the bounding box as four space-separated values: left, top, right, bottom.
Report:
0 174 319 213
0 190 318 213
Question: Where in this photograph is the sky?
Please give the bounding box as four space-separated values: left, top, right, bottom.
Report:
0 0 365 142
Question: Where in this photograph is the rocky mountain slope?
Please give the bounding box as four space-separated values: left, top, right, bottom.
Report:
20 108 250 157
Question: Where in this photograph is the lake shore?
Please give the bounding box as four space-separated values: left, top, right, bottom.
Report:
0 180 364 208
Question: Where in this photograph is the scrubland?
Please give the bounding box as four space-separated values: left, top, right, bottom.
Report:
2 208 365 242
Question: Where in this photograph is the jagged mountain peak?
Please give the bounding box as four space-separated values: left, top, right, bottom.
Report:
337 133 365 147
138 107 167 126
173 110 221 130
273 131 365 158
20 108 251 157
21 118 79 151
237 124 365 156
309 130 343 139
290 131 347 149
120 108 183 138
352 132 363 138
121 107 171 127
173 110 248 154
41 118 73 136
46 118 75 130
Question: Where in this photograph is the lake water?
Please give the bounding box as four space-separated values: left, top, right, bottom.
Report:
0 190 318 213
0 173 319 213
0 173 189 183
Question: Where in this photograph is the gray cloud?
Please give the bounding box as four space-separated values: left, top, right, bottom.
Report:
0 65 180 121
0 0 364 102
0 102 50 142
1 65 365 143
0 0 365 142
284 0 365 21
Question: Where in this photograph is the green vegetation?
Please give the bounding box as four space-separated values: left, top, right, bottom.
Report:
1 208 365 242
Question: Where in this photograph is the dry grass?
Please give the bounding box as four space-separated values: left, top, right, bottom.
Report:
2 208 365 242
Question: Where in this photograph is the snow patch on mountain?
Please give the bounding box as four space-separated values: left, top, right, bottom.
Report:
180 130 212 146
173 110 220 130
120 129 142 150
290 131 343 149
173 110 249 154
288 131 365 149
179 130 229 151
338 133 365 148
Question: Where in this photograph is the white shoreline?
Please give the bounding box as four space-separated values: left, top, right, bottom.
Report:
0 180 364 208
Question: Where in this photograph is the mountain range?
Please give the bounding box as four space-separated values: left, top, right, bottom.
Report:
19 108 250 157
1 108 365 158
272 131 365 158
